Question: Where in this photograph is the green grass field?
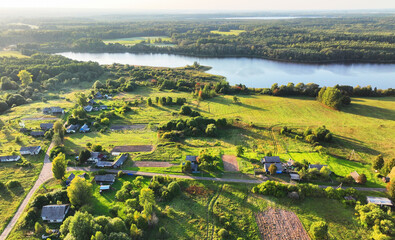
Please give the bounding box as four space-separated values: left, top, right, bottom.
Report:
0 51 29 58
210 30 246 36
103 36 172 46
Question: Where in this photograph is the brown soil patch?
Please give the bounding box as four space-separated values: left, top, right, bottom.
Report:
255 208 310 240
185 185 213 197
132 161 176 167
110 124 146 131
112 145 154 153
222 155 239 172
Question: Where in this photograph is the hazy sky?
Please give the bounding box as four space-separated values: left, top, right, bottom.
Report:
0 0 394 11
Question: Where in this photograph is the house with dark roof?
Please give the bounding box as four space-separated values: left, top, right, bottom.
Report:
96 161 114 168
95 92 103 99
20 146 41 155
65 173 75 186
84 105 93 112
308 164 328 171
31 131 45 137
66 124 80 134
94 174 116 185
0 155 21 162
19 128 28 133
261 156 284 174
88 99 97 105
79 124 90 133
88 152 105 163
40 123 54 131
43 107 64 115
100 105 108 110
113 153 128 168
41 204 70 223
185 155 199 173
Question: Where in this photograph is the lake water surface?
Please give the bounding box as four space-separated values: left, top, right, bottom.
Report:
58 52 395 89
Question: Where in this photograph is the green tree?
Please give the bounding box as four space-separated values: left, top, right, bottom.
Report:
357 173 367 185
318 87 344 109
310 221 328 240
52 153 67 180
139 188 155 207
79 149 91 164
17 70 33 86
92 80 104 91
75 93 88 107
35 222 45 236
268 164 277 175
53 120 65 140
387 180 395 200
91 231 105 240
130 223 142 239
236 146 244 157
67 177 93 208
67 211 95 240
373 154 384 170
232 96 239 103
147 97 153 106
205 124 218 137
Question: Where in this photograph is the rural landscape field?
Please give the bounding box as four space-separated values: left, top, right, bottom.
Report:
0 1 394 240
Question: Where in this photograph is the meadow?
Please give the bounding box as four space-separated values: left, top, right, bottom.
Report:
103 36 172 46
210 30 246 36
0 51 29 58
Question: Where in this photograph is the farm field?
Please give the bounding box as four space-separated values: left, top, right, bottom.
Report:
0 51 29 58
103 36 172 46
210 30 246 35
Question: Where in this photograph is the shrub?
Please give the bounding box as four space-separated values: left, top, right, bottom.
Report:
268 164 277 175
310 221 328 240
6 180 22 189
205 124 218 137
218 228 229 239
236 146 244 157
357 174 367 185
373 154 384 170
35 222 45 236
182 161 191 173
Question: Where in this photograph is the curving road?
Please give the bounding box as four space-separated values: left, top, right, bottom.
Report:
0 143 54 240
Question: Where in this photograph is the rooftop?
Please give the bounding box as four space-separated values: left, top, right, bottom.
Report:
113 153 128 168
94 174 116 183
41 204 70 221
366 196 393 206
262 156 281 163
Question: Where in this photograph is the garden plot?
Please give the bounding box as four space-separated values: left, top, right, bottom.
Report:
132 161 177 167
255 208 310 240
222 155 239 171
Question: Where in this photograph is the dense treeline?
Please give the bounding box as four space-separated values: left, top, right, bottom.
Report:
10 16 395 63
0 53 103 112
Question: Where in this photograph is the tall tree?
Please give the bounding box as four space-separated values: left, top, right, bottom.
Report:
17 70 33 86
139 188 155 207
67 177 93 207
52 153 67 180
372 154 384 170
53 120 65 141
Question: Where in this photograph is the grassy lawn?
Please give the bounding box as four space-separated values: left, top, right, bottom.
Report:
210 30 246 36
0 51 29 58
103 36 171 46
0 152 46 233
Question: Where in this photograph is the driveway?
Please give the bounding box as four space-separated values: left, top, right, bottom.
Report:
0 143 54 240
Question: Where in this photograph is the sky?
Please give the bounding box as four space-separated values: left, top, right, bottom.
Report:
0 0 394 11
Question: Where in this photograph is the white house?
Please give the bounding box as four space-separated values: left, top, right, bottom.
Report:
41 204 70 223
0 155 21 162
20 146 41 155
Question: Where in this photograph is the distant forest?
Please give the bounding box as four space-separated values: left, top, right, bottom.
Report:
1 16 395 63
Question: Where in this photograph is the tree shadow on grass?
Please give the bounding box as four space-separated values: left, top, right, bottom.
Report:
342 103 395 121
0 189 13 201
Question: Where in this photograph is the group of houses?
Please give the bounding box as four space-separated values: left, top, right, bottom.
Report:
95 153 129 169
83 92 110 112
43 107 64 115
65 123 90 134
0 146 41 164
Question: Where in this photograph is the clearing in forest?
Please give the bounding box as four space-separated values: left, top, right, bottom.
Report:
255 208 310 240
222 155 239 171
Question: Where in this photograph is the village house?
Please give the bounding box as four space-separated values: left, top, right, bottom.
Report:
88 152 106 163
94 174 116 185
41 204 70 223
84 105 93 112
95 92 103 99
43 107 64 115
19 128 28 133
100 185 111 193
0 155 21 162
308 164 328 171
261 156 284 174
100 105 108 110
88 99 97 105
290 173 301 181
66 124 80 133
185 155 199 173
79 123 90 133
96 161 114 168
65 173 87 186
113 153 128 168
350 171 361 183
30 131 45 137
20 146 41 155
40 123 54 131
366 196 393 207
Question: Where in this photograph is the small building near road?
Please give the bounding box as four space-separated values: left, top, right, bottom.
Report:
20 146 41 155
261 156 284 174
65 173 76 186
100 185 111 193
43 107 64 115
66 124 80 134
0 155 21 162
31 131 45 137
95 92 103 99
79 124 90 133
40 123 54 131
350 171 361 183
96 161 114 168
41 204 70 223
84 105 93 112
290 173 300 181
94 174 116 185
88 99 97 105
186 155 199 173
113 153 128 168
366 196 393 207
308 164 328 171
88 152 105 163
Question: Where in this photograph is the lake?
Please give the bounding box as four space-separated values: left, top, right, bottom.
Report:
57 52 395 89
